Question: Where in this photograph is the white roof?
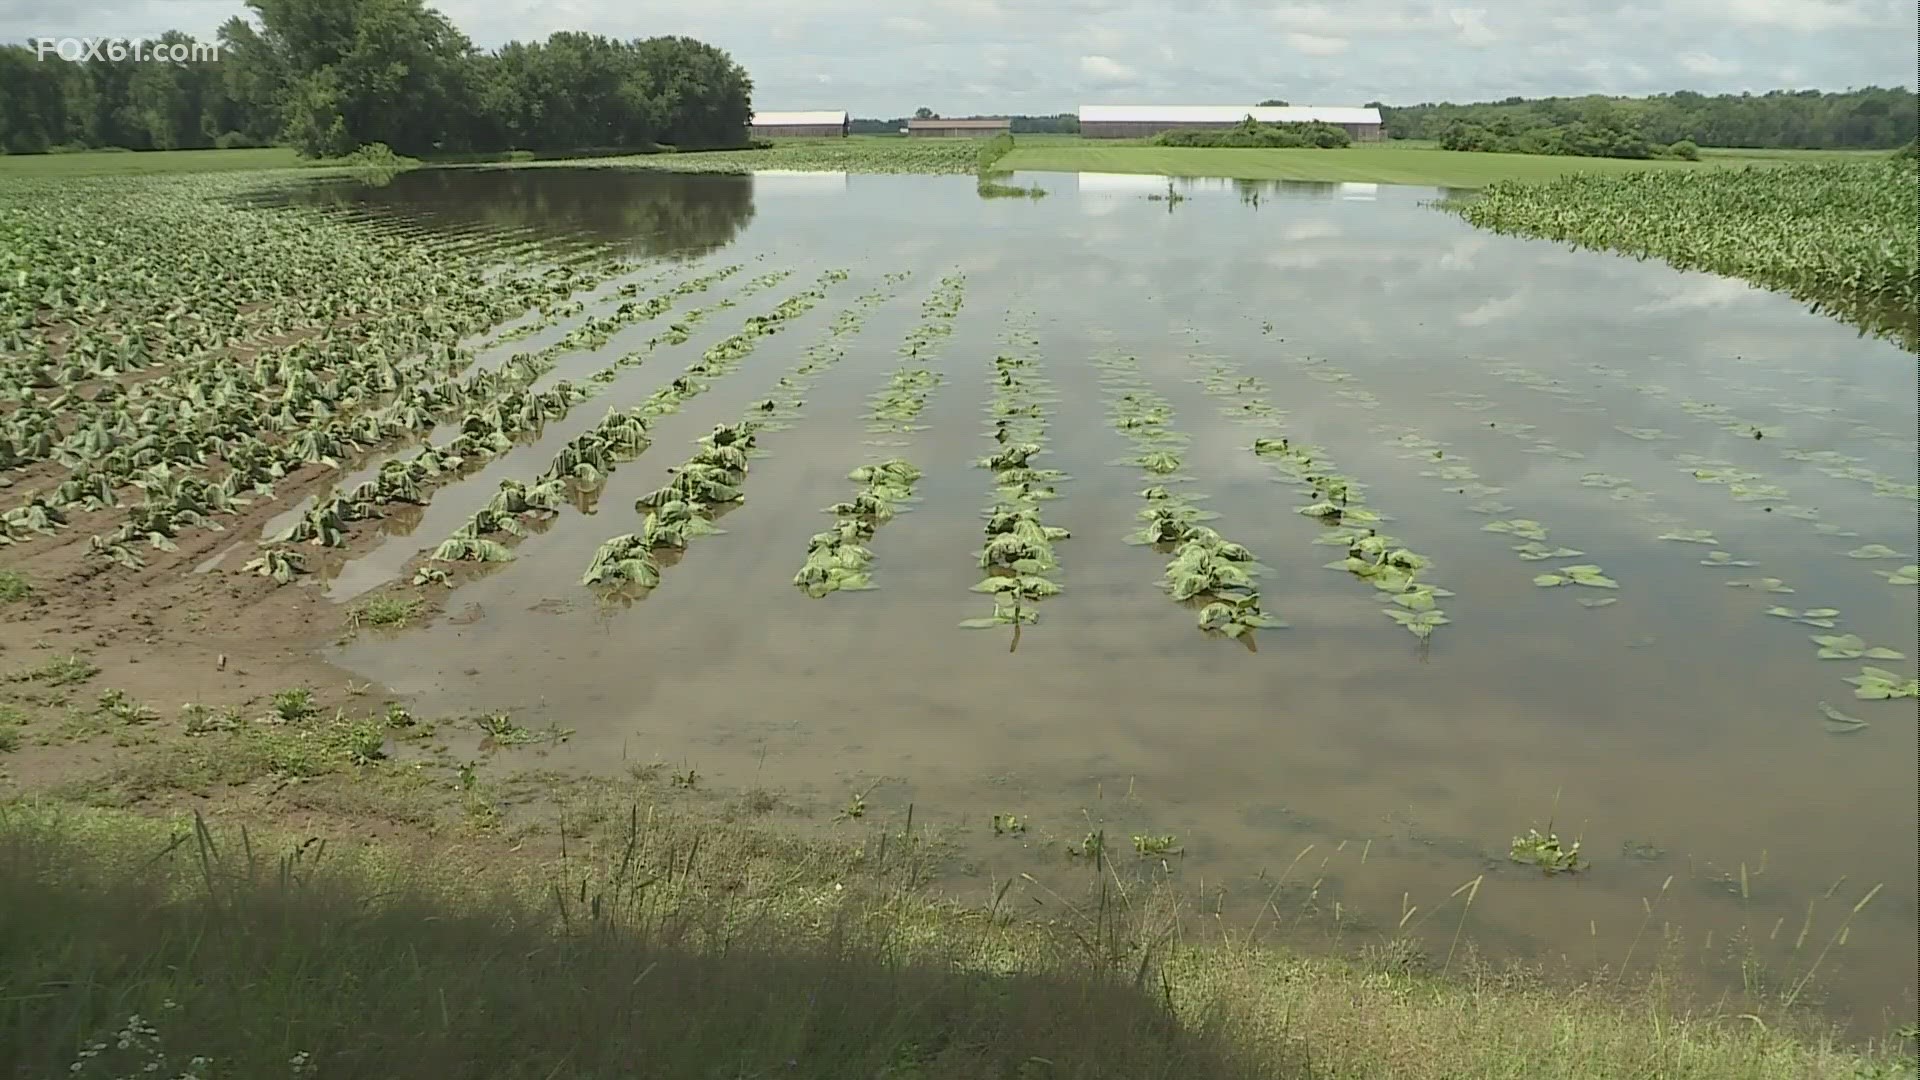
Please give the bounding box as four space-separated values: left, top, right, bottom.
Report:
1079 105 1381 125
750 110 848 126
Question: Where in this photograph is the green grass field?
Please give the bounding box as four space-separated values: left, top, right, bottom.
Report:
0 139 1888 186
996 141 1884 188
0 146 309 177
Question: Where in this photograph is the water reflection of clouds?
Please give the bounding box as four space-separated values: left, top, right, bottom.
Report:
1635 274 1763 313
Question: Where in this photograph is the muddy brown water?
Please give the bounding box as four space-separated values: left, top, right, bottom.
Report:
289 167 1917 1032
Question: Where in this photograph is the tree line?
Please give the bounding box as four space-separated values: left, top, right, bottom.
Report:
0 0 752 156
1380 88 1915 150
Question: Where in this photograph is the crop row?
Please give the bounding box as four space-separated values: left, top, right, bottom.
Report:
1093 350 1283 642
0 175 628 405
796 272 966 596
3 253 721 565
424 269 855 577
80 262 743 575
236 268 816 582
1184 352 1457 642
963 316 1068 633
1452 160 1919 347
584 273 906 591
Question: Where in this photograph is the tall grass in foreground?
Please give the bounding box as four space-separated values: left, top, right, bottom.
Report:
0 803 1905 1080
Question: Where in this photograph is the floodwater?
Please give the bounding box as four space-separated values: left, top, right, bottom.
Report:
294 167 1916 1032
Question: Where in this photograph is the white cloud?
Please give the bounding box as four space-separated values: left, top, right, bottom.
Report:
1448 6 1499 45
2 0 1909 118
1458 294 1523 327
1079 54 1138 83
1284 31 1351 56
1719 0 1872 31
1678 52 1740 76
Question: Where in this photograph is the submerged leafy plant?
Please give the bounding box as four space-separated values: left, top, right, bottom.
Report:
1817 701 1870 734
1483 519 1549 542
1810 634 1904 661
581 535 660 588
1532 564 1618 589
1509 828 1584 874
1765 606 1841 628
1844 666 1919 700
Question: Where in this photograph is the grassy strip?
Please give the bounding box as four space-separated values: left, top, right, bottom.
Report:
0 798 1903 1080
997 142 1880 188
1451 160 1917 347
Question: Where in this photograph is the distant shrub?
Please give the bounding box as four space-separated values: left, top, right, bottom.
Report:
1153 119 1350 149
341 142 420 171
504 148 536 161
1665 139 1701 161
976 131 1015 171
1894 138 1918 162
1441 118 1657 160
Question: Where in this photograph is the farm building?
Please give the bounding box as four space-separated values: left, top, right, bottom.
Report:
907 117 1012 138
749 110 849 138
1078 105 1384 142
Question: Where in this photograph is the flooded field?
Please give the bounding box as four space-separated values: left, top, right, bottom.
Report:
293 166 1914 1028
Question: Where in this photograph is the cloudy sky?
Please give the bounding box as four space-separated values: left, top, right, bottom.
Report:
10 0 1915 116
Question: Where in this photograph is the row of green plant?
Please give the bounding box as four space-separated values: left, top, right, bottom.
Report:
581 274 903 592
1452 160 1919 348
1093 351 1283 642
0 175 615 405
1462 363 1913 722
1561 355 1918 520
963 317 1068 633
229 264 751 580
1192 352 1457 642
416 270 850 579
2 182 688 565
796 273 966 597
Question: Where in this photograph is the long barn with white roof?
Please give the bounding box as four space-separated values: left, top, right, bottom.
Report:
1078 105 1384 141
749 111 849 138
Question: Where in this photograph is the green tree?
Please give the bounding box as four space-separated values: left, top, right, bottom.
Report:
1257 98 1289 107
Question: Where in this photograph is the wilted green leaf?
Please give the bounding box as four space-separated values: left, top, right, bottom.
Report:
1817 701 1869 734
1844 666 1919 700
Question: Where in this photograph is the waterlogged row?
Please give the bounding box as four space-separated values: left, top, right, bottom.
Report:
230 264 757 581
76 264 729 571
795 272 966 598
397 269 852 580
582 273 906 592
1452 366 1914 722
1190 348 1461 642
962 315 1069 634
1094 350 1283 643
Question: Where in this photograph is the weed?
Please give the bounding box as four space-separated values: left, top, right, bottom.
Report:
0 569 31 601
180 703 241 735
476 712 570 747
270 687 318 723
348 594 423 630
95 688 158 724
1132 834 1182 857
1510 828 1585 874
6 654 100 687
